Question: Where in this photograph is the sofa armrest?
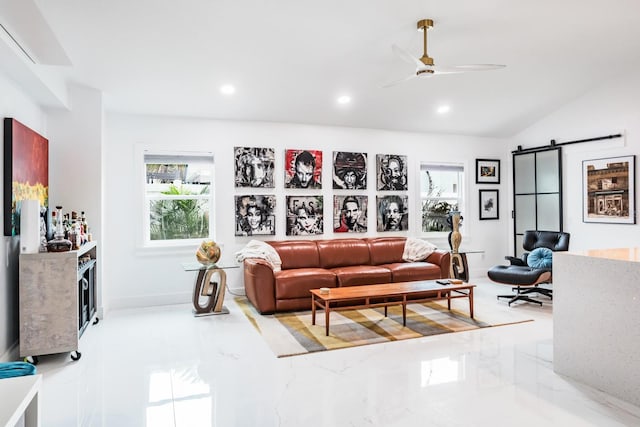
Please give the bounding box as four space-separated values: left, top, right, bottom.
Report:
425 250 451 279
243 258 277 314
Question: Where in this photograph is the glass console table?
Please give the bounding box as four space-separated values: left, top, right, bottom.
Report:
181 262 240 317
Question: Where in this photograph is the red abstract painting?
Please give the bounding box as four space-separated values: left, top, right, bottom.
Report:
3 118 49 236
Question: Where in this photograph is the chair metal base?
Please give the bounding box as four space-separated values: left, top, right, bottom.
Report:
497 285 552 306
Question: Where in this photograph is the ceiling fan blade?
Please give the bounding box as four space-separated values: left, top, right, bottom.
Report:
391 44 425 69
380 73 418 88
433 64 506 73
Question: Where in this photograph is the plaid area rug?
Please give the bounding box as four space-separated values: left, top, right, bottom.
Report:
236 297 533 357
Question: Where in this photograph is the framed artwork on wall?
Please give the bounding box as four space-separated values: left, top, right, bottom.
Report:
286 195 323 236
234 147 275 188
479 189 499 220
333 195 367 232
376 154 408 191
284 149 322 189
333 151 367 189
234 195 276 236
376 195 408 231
3 118 49 236
476 159 500 184
582 155 636 224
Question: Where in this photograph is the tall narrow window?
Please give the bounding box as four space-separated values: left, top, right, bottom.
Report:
421 163 464 232
144 152 214 246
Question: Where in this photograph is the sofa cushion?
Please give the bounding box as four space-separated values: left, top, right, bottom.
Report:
269 241 320 269
381 262 441 282
331 265 392 287
317 239 371 269
366 237 406 265
274 268 336 299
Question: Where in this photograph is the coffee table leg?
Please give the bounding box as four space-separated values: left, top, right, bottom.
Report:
402 296 407 326
469 287 474 319
325 303 330 336
312 295 316 325
447 291 451 310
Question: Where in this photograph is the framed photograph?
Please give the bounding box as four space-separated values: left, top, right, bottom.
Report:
3 118 49 236
284 149 322 189
234 147 275 188
376 154 408 191
582 155 635 224
286 195 323 236
476 159 500 184
376 195 408 231
333 151 367 189
234 195 276 236
479 189 499 220
333 195 367 233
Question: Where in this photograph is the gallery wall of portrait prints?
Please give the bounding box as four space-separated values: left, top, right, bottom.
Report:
233 146 412 239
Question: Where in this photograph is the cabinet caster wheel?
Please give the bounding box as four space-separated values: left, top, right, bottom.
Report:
93 317 100 325
23 356 39 365
70 351 82 361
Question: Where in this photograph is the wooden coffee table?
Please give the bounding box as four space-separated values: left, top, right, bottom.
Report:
310 280 475 336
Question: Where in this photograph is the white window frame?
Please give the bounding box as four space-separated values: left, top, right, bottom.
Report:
142 150 215 248
419 162 466 238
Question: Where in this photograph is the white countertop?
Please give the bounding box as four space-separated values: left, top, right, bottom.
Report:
0 374 42 427
565 247 640 262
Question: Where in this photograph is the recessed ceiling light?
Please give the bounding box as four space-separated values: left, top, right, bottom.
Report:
337 95 351 105
220 84 236 95
437 105 451 114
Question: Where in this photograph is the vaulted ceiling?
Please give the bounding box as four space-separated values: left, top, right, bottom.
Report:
2 0 640 137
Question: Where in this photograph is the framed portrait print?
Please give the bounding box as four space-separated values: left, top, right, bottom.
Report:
333 151 367 190
479 189 499 220
476 159 500 184
582 155 635 224
234 195 276 236
234 147 275 188
376 154 408 191
284 149 322 189
286 195 323 236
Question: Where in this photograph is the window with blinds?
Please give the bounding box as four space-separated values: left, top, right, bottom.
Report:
143 152 214 245
420 163 464 232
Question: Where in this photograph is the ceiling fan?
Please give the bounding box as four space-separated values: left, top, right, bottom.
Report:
383 19 506 87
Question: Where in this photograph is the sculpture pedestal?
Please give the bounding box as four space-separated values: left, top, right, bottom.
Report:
182 262 239 317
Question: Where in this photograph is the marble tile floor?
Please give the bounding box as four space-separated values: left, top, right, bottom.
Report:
33 278 640 427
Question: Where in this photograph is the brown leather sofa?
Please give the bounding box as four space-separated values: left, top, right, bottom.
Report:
243 237 450 313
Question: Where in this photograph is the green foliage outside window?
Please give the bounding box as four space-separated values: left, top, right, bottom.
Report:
150 184 210 240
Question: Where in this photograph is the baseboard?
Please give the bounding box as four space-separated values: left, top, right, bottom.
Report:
108 292 192 310
0 340 19 362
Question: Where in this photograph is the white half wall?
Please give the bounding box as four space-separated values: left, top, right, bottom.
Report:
104 115 509 310
514 65 640 251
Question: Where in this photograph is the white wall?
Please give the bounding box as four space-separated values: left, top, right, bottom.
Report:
515 66 640 251
46 84 104 314
104 114 509 310
0 72 48 361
